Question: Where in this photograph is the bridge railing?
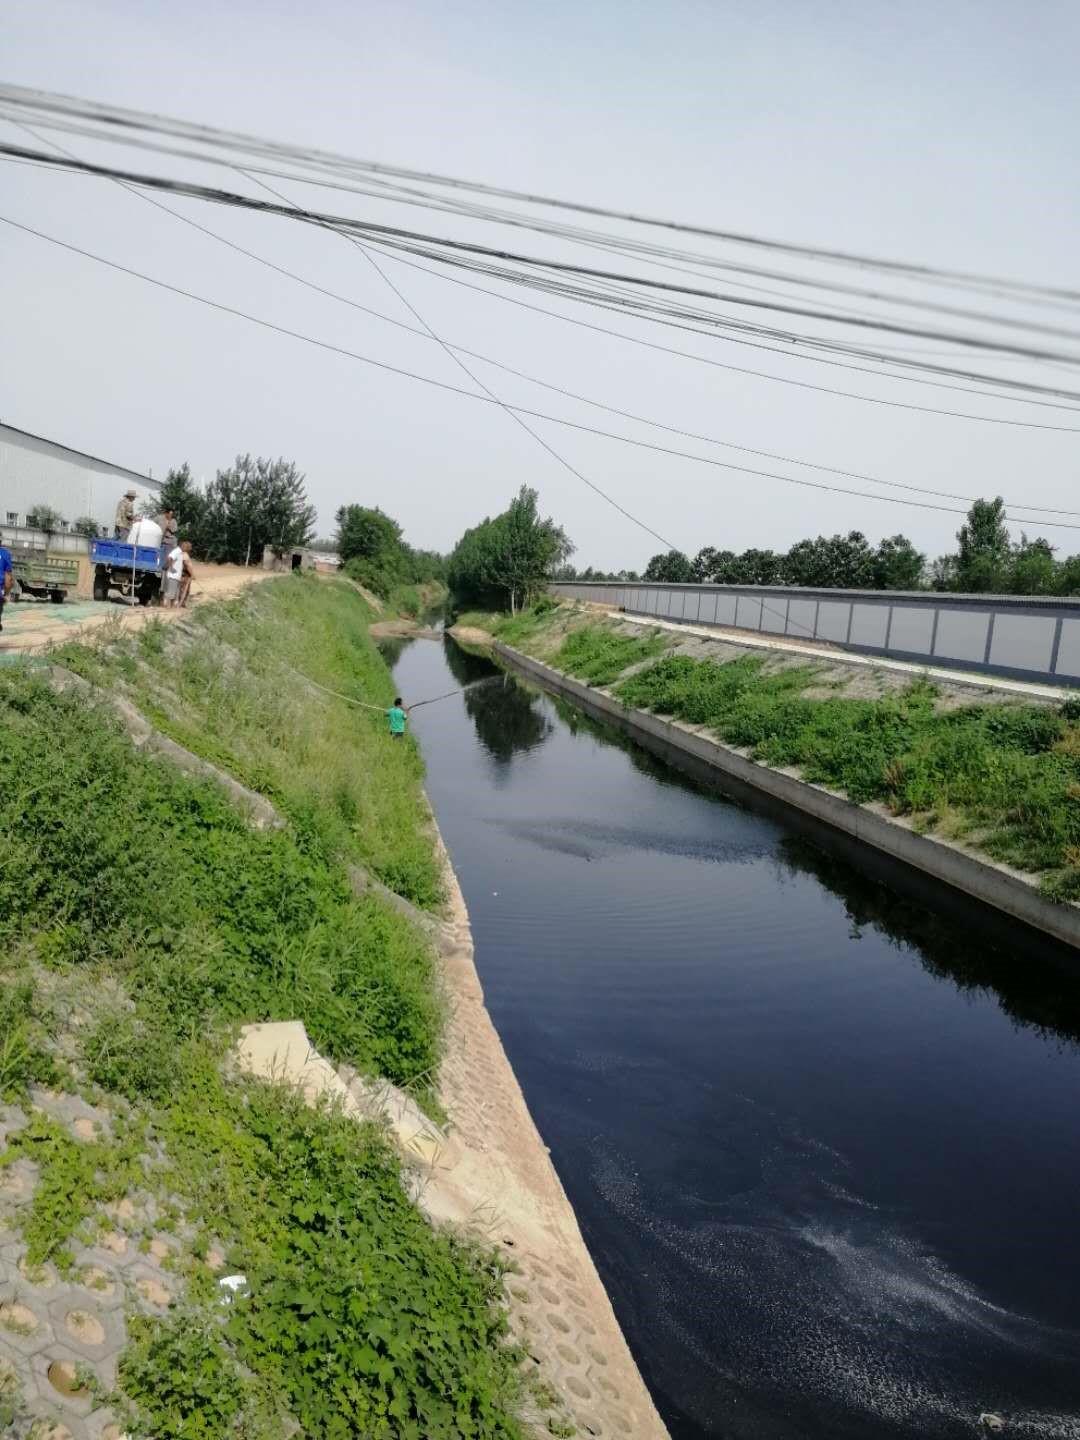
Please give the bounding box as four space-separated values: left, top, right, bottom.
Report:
548 582 1080 688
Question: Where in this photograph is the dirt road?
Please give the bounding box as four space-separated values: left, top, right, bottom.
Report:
0 563 277 658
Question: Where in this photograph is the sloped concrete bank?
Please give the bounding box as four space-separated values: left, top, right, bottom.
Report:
494 642 1080 954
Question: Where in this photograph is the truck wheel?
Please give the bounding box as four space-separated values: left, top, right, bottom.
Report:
50 590 66 604
93 567 109 602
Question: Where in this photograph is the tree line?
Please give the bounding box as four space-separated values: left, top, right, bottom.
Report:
155 457 315 565
561 498 1080 597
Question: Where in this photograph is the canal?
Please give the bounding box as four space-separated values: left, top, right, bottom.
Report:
387 632 1080 1440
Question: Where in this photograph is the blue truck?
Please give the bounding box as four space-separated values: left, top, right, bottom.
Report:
91 537 166 605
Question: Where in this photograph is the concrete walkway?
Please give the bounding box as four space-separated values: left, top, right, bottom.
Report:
0 565 276 660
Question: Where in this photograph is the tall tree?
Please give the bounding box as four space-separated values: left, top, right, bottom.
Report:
202 455 315 566
1009 535 1057 595
954 496 1010 592
336 505 403 565
155 463 209 554
691 546 719 582
873 534 925 590
448 486 572 611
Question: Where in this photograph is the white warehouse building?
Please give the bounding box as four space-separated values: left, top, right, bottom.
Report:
0 422 161 536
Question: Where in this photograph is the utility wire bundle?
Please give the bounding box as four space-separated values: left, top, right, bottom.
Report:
2 83 1078 548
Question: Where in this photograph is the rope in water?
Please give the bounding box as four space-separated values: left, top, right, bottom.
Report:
287 663 499 712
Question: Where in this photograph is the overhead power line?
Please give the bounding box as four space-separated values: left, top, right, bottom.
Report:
352 242 1080 432
20 115 1073 522
3 83 1078 307
8 125 1080 411
6 142 1080 377
7 210 1080 534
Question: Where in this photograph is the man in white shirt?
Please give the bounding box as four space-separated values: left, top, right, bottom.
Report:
163 540 185 606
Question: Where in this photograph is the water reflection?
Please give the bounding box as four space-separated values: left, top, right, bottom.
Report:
779 838 1080 1050
442 639 553 768
375 634 413 668
514 659 1080 1053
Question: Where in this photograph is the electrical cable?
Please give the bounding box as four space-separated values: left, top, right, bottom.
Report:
8 211 1080 536
31 115 1067 521
355 241 1080 431
8 126 1080 412
4 84 1078 306
6 143 1080 370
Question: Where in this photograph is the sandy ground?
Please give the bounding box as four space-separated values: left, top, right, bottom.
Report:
0 564 278 658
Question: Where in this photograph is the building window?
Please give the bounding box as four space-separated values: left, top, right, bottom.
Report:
5 512 17 526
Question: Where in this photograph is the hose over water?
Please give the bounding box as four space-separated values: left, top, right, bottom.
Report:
288 663 500 713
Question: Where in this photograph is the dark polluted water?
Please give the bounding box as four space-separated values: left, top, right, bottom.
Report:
386 634 1080 1440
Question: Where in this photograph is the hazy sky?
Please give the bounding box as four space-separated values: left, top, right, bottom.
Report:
3 0 1079 569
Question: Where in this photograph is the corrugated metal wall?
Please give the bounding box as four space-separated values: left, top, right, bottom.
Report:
0 426 161 534
550 582 1080 687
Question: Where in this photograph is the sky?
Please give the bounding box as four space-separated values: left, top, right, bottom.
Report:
3 0 1079 570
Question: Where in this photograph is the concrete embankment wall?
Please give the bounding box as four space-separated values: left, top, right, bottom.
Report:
550 581 1080 689
494 642 1080 954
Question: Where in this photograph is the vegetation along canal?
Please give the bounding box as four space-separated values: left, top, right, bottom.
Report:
387 631 1080 1440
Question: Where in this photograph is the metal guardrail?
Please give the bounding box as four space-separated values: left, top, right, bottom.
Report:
549 582 1080 687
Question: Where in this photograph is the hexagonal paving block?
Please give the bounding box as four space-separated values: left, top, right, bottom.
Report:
71 1239 139 1276
0 1293 55 1357
0 1158 40 1209
69 1264 123 1312
84 1408 130 1440
127 1263 175 1313
17 1254 62 1290
29 1090 111 1145
29 1343 98 1419
46 1288 126 1364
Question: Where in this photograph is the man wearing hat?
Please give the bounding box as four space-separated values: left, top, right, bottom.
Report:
114 487 137 540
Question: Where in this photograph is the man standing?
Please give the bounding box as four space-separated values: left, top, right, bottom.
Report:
0 541 12 632
157 508 178 553
114 488 137 540
178 541 194 608
163 538 185 607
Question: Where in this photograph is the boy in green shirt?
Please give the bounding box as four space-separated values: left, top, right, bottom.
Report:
388 697 408 738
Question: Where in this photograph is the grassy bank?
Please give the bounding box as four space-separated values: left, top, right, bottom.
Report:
0 577 527 1438
478 600 1080 903
55 576 443 907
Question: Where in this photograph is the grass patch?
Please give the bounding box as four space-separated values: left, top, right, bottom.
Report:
617 653 1080 898
0 667 440 1096
552 623 667 687
1 1112 145 1270
1 578 530 1436
53 576 443 909
118 1075 526 1440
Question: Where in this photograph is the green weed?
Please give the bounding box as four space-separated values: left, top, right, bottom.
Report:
0 671 441 1096
617 652 1080 891
61 576 443 909
0 977 60 1099
553 624 667 687
129 1075 526 1440
1 1113 144 1270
